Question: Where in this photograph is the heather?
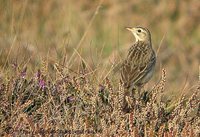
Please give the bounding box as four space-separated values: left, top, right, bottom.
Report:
0 0 199 136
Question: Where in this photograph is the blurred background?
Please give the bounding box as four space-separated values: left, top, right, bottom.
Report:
0 0 199 98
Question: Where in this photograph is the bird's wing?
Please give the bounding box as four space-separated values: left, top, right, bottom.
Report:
121 43 156 88
121 60 147 87
129 52 156 85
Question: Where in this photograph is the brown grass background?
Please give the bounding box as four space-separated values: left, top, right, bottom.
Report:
0 0 199 136
0 0 199 98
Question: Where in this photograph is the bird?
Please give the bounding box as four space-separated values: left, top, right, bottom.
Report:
120 26 156 112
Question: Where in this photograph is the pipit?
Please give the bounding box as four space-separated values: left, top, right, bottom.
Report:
121 26 156 112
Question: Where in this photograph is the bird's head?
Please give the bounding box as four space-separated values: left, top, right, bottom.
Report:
126 27 151 43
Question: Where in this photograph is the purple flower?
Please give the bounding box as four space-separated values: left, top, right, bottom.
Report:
11 62 18 70
66 96 75 103
98 84 105 92
20 67 27 78
35 69 41 79
39 79 45 89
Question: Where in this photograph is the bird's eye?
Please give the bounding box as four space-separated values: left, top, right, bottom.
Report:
138 29 141 33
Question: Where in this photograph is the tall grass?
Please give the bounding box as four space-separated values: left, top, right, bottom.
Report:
0 0 199 136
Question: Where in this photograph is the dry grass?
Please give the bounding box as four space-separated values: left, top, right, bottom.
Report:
0 0 199 136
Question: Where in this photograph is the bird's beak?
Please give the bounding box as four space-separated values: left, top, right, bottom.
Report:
126 27 137 33
125 27 133 32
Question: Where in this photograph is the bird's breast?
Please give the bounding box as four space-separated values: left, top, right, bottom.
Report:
127 43 153 66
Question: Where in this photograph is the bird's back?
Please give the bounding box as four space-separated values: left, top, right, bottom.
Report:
121 41 156 90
